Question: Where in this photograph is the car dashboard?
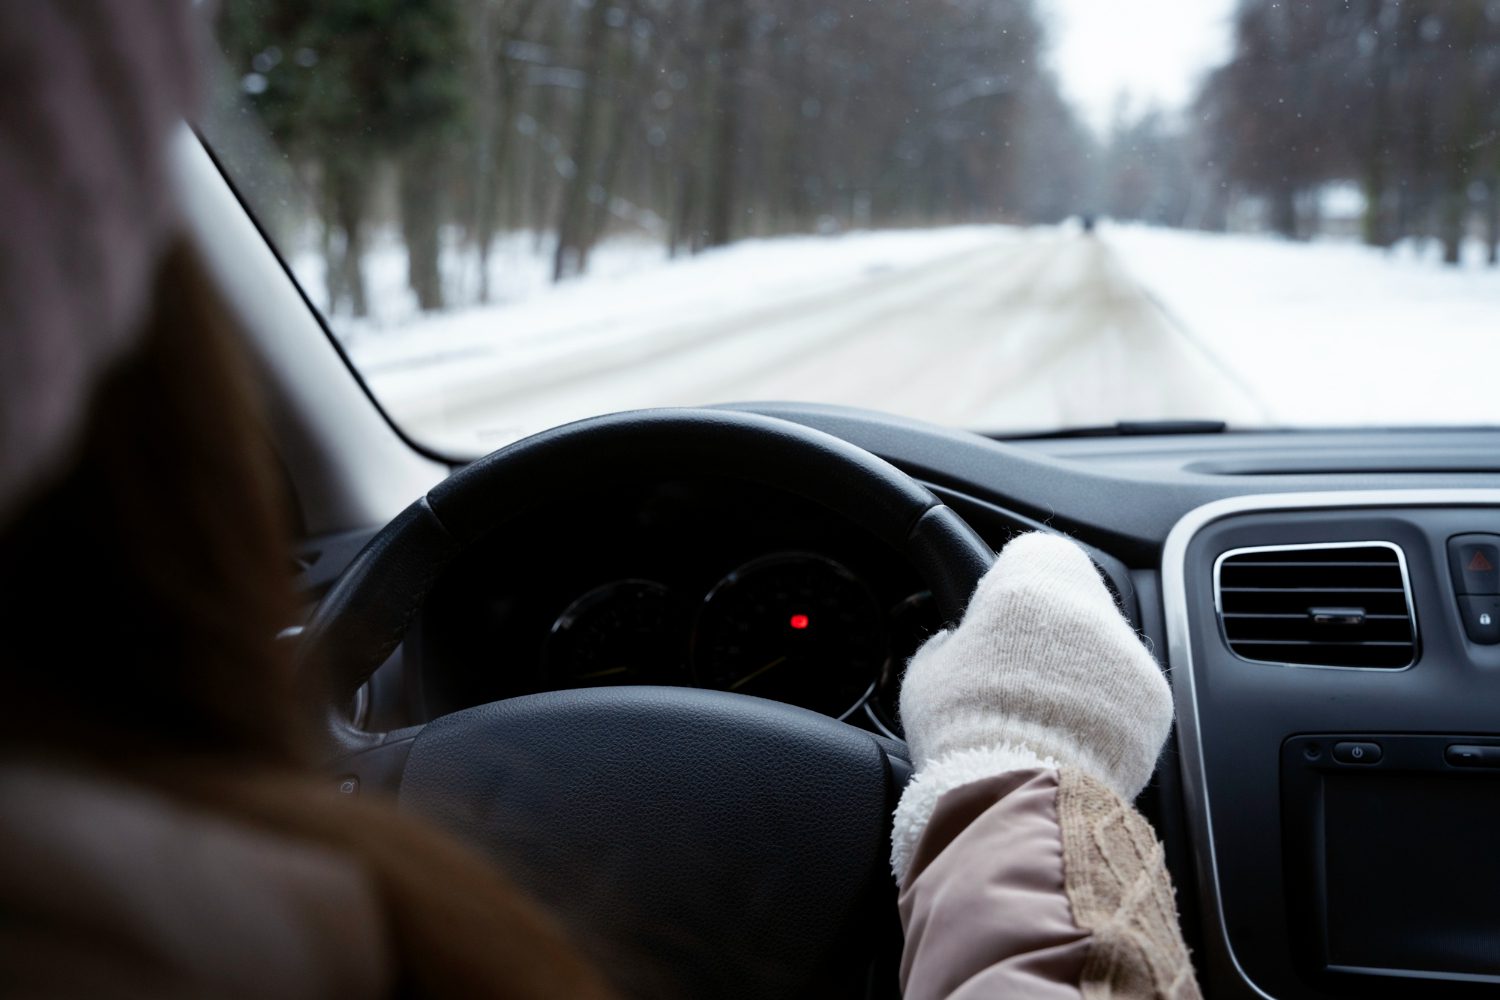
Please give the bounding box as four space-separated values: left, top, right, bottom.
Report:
298 404 1500 999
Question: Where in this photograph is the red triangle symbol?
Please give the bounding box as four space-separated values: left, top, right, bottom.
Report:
1469 550 1494 572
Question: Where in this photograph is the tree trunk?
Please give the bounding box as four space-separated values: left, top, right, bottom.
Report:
1295 188 1320 241
1439 169 1467 267
1361 159 1393 248
324 160 368 318
528 76 560 253
401 148 447 311
472 0 539 302
583 103 630 270
470 0 498 303
669 165 696 259
704 0 747 248
581 33 646 271
552 0 609 282
1361 2 1395 249
1485 178 1500 266
474 85 518 303
1268 183 1297 239
1439 6 1479 268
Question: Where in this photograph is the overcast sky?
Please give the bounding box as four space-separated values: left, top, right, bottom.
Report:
1041 0 1238 134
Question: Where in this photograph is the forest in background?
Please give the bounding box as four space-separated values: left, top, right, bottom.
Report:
215 0 1500 319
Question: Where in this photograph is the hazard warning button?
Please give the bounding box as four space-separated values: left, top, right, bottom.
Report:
1448 534 1500 595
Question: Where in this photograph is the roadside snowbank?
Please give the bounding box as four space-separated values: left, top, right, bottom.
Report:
292 229 668 333
1106 225 1500 426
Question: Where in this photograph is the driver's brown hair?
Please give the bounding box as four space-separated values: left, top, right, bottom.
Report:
0 241 305 765
0 241 613 998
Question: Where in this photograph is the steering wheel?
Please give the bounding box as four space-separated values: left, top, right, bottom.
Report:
297 408 994 999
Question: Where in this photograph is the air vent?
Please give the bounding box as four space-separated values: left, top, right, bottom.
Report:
1215 542 1416 668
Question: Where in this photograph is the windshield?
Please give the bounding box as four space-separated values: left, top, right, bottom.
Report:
202 1 1500 454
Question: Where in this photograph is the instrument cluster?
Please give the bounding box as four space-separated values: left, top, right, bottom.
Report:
414 478 943 731
546 552 927 721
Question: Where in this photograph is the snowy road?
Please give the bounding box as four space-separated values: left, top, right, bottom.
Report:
369 227 1268 453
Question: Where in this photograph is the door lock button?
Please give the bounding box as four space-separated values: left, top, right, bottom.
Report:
1458 596 1500 645
1332 741 1382 764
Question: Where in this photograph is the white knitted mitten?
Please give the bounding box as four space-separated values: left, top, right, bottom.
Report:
891 531 1174 881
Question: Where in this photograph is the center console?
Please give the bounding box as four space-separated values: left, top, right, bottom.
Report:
1162 491 1500 998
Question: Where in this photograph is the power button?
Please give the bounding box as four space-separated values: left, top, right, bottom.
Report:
1332 741 1382 764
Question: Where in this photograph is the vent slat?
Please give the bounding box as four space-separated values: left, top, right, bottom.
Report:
1229 639 1413 647
1222 612 1408 620
1216 544 1415 669
1220 564 1404 589
1219 560 1400 568
1220 586 1404 593
1225 617 1414 643
1226 549 1395 564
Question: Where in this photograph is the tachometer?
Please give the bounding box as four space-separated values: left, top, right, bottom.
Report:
545 580 690 688
869 590 942 738
693 553 887 717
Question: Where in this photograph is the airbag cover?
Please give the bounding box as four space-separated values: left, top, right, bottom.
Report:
398 686 899 999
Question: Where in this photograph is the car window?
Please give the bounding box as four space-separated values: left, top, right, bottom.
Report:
200 1 1500 455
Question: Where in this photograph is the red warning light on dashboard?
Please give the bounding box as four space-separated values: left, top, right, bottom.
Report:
1469 550 1494 572
788 613 810 630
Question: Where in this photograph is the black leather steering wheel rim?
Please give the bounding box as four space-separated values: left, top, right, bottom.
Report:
295 407 996 999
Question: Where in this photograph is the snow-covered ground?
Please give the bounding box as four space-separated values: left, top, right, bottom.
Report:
294 222 1500 454
301 225 1005 370
1107 224 1500 427
299 226 1021 449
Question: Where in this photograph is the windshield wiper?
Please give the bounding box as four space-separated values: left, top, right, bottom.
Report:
992 419 1229 441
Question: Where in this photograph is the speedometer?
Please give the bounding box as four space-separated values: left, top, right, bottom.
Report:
545 580 690 688
692 553 887 717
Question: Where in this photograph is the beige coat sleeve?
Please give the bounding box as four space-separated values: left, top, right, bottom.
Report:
898 768 1202 1000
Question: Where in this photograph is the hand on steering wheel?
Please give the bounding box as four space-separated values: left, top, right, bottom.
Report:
891 531 1173 881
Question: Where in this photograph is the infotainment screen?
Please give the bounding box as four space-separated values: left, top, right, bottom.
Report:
1320 770 1500 979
